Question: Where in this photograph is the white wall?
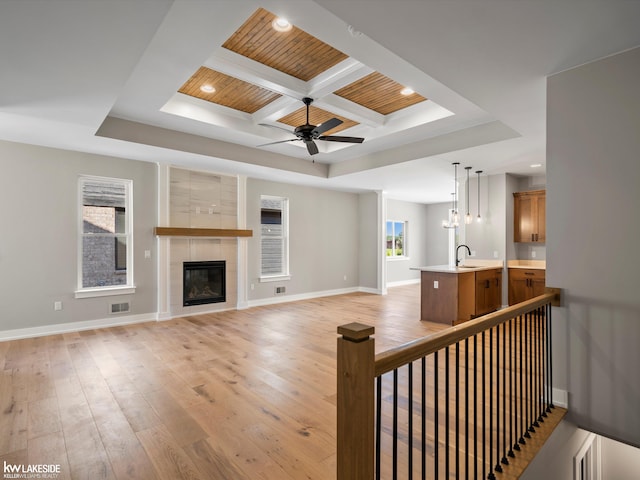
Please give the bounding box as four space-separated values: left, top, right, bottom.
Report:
0 140 157 335
547 46 640 447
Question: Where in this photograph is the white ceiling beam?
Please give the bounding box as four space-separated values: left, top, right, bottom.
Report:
204 48 307 101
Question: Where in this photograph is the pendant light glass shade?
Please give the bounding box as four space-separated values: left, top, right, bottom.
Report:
443 163 460 229
475 170 483 223
465 166 473 224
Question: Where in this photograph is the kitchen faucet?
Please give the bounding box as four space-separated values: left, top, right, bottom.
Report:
456 244 471 266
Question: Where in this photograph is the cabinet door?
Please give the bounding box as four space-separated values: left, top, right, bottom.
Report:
475 269 501 316
514 195 535 243
508 268 546 305
531 272 546 298
514 190 545 243
489 270 502 311
535 194 546 242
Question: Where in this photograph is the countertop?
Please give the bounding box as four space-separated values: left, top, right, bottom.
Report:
507 260 546 270
412 260 504 274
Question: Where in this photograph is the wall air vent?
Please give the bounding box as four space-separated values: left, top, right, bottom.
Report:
275 286 286 295
110 302 130 314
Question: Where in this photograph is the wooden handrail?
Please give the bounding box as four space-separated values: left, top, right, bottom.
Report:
375 289 560 377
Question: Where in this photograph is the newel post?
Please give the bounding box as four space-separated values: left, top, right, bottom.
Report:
337 322 375 480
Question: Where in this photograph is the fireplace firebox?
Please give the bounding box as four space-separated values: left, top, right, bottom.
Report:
183 260 226 306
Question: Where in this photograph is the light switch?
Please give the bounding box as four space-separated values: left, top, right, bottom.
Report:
434 281 439 289
144 250 151 259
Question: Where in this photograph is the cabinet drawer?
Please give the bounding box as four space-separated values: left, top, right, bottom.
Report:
509 268 545 281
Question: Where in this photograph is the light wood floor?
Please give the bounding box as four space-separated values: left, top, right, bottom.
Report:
1 285 454 480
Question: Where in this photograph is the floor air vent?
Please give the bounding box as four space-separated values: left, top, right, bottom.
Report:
110 302 130 314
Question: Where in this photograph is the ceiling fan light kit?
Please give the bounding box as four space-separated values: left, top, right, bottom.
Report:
257 97 365 158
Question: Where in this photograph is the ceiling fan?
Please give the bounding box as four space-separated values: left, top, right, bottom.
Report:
257 97 364 156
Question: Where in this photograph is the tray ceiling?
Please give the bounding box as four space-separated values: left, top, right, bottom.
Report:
168 6 437 157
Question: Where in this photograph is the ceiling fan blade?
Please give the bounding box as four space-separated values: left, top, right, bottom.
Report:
318 135 365 144
256 138 299 147
258 123 295 134
312 117 343 136
304 140 319 155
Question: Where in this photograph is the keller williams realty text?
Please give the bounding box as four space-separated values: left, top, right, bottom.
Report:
3 461 61 478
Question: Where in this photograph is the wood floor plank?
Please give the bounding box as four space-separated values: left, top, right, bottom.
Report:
27 431 71 480
0 285 560 479
136 424 205 480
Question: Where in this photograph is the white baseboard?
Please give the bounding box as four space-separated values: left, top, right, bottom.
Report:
247 286 364 308
386 278 420 288
553 388 569 408
0 313 157 342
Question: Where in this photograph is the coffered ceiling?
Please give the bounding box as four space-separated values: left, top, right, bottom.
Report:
1 0 639 203
160 5 448 162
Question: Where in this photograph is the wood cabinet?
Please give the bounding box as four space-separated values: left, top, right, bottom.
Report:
475 269 503 316
508 268 546 305
513 190 545 243
420 268 503 325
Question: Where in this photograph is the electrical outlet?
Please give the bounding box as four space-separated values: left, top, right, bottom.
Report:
250 283 255 291
434 281 439 289
343 275 347 281
54 301 62 311
493 251 499 258
531 251 537 258
471 250 476 257
195 206 201 214
144 250 151 259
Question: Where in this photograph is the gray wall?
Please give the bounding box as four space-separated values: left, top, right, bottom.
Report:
246 178 360 300
463 173 507 261
358 192 379 290
422 202 450 267
0 140 157 332
547 46 640 447
385 199 428 284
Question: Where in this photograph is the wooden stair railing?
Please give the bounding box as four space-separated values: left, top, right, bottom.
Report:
337 289 563 480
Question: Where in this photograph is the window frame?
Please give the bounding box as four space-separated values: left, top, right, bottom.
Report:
75 175 135 298
259 195 290 282
386 219 408 259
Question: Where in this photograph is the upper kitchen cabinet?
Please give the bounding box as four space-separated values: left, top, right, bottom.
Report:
513 189 546 243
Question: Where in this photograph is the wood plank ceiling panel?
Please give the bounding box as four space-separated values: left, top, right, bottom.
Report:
334 72 427 115
222 8 348 81
277 106 358 135
178 66 281 114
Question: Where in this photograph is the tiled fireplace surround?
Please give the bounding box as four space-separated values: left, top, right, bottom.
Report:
157 166 245 319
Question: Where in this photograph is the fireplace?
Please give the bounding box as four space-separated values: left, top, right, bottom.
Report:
183 260 226 306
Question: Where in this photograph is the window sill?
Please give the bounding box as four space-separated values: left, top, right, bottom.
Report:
387 256 410 261
75 285 136 299
259 275 291 283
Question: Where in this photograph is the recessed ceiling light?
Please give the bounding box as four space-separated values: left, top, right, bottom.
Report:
272 17 292 32
400 87 415 96
200 84 215 93
530 163 542 168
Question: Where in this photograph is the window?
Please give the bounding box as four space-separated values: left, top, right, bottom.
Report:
260 195 289 279
78 176 133 295
386 220 407 257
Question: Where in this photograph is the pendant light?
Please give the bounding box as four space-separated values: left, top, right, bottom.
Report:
475 170 483 223
465 166 473 224
442 163 460 229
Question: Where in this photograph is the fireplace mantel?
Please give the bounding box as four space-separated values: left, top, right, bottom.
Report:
154 227 253 238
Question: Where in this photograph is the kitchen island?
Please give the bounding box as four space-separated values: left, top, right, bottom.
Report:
413 261 504 325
